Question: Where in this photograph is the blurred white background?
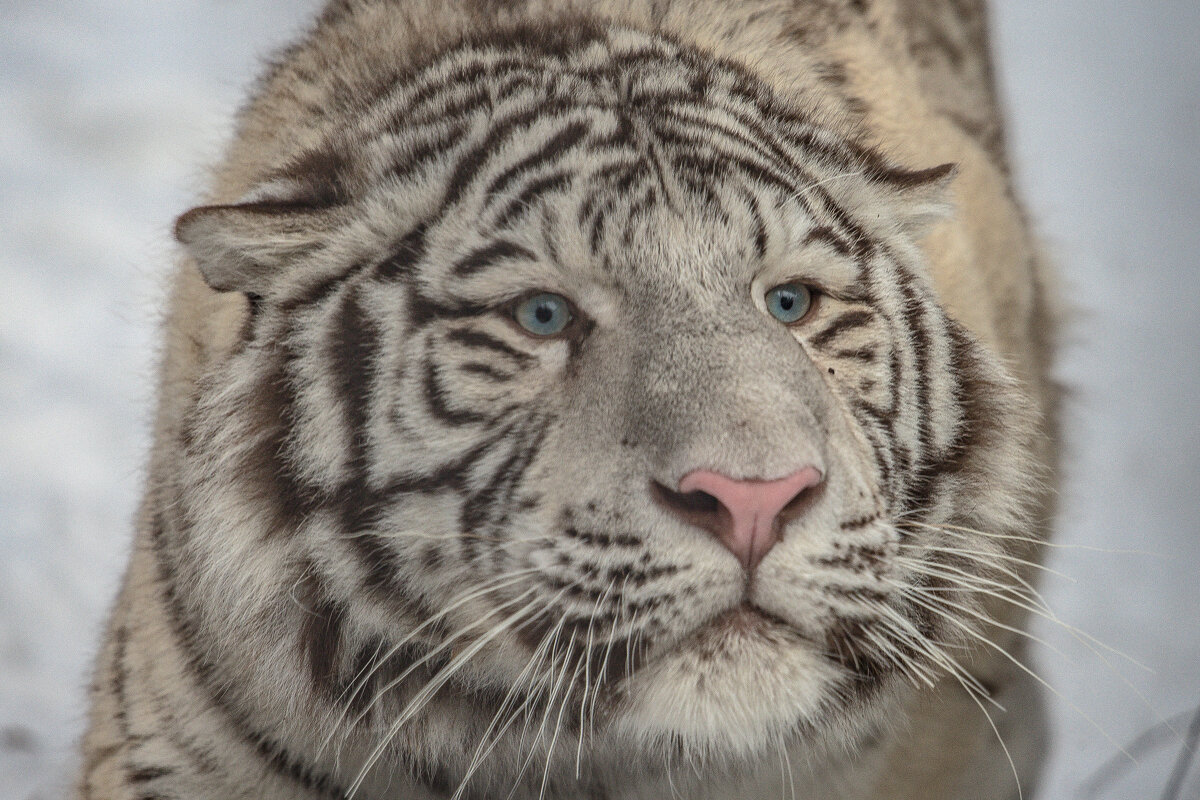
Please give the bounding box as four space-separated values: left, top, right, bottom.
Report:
1 2 1197 798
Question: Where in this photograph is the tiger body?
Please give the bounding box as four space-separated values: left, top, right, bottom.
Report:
78 1 1056 799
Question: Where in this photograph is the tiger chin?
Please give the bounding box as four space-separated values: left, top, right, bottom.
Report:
78 1 1058 799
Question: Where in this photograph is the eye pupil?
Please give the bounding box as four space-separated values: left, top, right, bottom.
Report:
764 282 811 324
514 292 573 336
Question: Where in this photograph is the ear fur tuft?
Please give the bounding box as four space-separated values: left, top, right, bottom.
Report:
175 197 341 295
863 161 958 238
176 147 353 295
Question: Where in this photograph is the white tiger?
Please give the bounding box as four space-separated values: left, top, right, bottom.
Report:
78 0 1057 798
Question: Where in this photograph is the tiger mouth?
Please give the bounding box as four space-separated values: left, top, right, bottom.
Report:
673 601 815 656
707 602 788 635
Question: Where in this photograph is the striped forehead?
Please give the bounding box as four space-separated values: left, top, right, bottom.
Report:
361 43 857 286
311 24 882 316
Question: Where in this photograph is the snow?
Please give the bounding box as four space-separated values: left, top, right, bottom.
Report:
991 3 1200 797
1 2 1197 798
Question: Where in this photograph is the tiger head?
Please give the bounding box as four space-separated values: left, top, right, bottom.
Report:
172 22 1037 788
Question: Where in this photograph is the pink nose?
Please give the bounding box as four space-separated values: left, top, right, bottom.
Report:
674 467 823 570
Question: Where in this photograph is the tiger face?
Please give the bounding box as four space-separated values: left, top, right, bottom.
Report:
173 23 1035 784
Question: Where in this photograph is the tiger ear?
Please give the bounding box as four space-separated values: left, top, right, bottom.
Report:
176 148 353 295
174 193 343 296
870 162 958 238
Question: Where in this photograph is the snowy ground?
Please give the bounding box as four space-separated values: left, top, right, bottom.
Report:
2 2 1197 798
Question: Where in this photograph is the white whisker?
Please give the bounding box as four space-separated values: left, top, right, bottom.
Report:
348 589 547 798
588 573 633 734
898 554 1135 662
895 582 1134 762
507 618 574 800
576 578 616 776
867 600 1000 708
901 517 1159 558
322 569 541 759
452 597 568 800
899 539 1074 582
960 673 1025 800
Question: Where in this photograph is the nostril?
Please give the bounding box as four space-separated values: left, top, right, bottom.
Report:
777 476 825 522
661 467 824 571
650 482 728 531
675 488 720 514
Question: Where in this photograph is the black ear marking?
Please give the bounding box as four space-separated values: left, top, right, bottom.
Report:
865 161 958 237
175 147 355 297
866 161 957 190
273 147 353 208
174 197 342 296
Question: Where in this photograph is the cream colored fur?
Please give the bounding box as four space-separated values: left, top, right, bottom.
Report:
79 1 1056 798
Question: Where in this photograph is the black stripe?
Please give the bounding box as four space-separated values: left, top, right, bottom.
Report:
407 296 490 331
839 513 880 531
297 566 347 701
694 94 822 179
484 119 590 199
852 402 895 494
884 341 912 496
275 256 371 314
802 225 853 257
160 727 222 779
344 528 404 597
540 205 565 269
890 260 936 506
342 637 435 716
439 98 584 214
805 183 875 259
562 526 643 548
602 561 681 587
216 356 318 540
375 223 428 282
623 185 658 231
459 417 549 556
905 322 987 517
343 639 386 714
833 346 877 362
402 60 492 114
444 327 534 365
492 170 573 228
387 123 470 181
377 416 521 498
459 361 512 380
111 623 131 737
743 189 768 260
577 160 638 227
586 194 616 254
810 309 874 349
661 105 820 195
275 147 351 206
127 765 175 784
451 239 538 278
328 284 380 469
821 585 891 604
662 144 810 212
423 356 489 425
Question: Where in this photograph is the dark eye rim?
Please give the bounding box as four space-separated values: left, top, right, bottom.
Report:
765 281 820 326
504 290 584 340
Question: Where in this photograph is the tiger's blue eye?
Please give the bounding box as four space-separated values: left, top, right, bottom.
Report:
764 282 812 324
514 292 573 336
